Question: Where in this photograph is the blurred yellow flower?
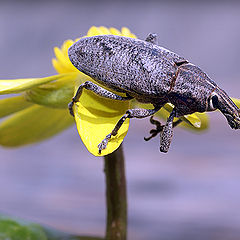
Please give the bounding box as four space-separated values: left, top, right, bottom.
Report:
0 26 211 156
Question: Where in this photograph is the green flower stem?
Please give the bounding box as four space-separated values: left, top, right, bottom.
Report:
104 144 127 240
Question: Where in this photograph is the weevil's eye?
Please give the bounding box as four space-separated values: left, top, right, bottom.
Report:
208 94 219 111
212 95 219 108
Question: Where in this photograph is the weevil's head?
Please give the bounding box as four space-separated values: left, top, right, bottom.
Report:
207 88 240 129
170 63 240 129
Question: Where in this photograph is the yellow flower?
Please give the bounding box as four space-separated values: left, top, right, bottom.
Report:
0 26 210 156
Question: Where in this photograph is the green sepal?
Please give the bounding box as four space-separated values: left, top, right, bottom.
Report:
25 73 80 108
0 95 33 118
0 105 74 147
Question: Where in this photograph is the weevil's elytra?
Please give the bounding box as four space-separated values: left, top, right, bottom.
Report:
68 33 240 154
68 35 186 99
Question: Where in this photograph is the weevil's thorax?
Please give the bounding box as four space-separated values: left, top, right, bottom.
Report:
168 63 217 115
68 35 186 101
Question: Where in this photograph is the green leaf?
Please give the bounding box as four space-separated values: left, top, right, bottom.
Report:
72 237 104 240
0 105 74 147
0 215 104 240
0 95 33 118
0 216 47 240
43 227 104 240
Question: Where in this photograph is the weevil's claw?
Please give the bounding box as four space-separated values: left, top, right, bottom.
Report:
98 140 108 154
98 134 111 154
144 116 163 141
68 101 75 117
144 129 160 141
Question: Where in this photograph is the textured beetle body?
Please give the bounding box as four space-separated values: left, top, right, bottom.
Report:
68 34 240 153
68 35 186 104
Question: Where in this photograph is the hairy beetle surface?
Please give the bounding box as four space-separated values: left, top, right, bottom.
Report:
68 34 240 153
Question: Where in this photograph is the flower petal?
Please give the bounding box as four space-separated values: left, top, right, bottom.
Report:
25 73 84 108
0 95 33 118
121 27 137 38
62 39 74 53
181 112 209 131
232 98 240 108
109 27 122 35
99 26 111 35
135 102 208 130
87 26 103 36
0 105 74 147
52 58 70 74
53 47 77 73
156 107 208 131
0 75 68 94
162 103 204 129
73 89 130 156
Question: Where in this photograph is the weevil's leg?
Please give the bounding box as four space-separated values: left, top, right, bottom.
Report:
68 81 133 116
98 106 161 154
145 33 158 44
160 109 177 153
144 117 183 141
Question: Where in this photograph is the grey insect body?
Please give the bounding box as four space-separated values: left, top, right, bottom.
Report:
69 35 185 103
68 34 240 153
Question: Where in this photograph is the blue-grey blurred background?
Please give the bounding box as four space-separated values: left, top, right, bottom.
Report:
0 1 240 239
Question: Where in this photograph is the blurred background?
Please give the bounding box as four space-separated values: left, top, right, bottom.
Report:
0 0 240 239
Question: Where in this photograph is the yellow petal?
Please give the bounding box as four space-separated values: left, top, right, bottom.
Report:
62 39 74 54
162 103 203 128
52 59 70 74
232 98 240 108
54 44 78 72
109 27 122 36
121 27 137 38
25 73 83 108
0 95 33 118
135 102 208 130
182 114 202 128
156 107 208 131
0 105 74 147
99 26 111 35
74 89 130 156
87 26 102 36
52 39 79 74
0 75 67 94
181 112 209 131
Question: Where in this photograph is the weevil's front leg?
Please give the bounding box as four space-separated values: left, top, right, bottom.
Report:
160 109 177 153
68 81 133 116
144 117 182 141
145 33 158 44
98 106 161 154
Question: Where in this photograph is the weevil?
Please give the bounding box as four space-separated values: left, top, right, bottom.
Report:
68 33 240 154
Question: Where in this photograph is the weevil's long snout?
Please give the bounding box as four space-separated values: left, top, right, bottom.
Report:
211 88 240 129
225 109 240 129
